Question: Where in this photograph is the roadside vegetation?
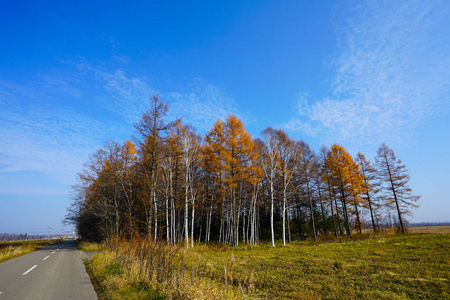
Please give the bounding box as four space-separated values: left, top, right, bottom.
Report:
0 239 63 263
82 229 449 299
76 239 109 252
84 234 241 299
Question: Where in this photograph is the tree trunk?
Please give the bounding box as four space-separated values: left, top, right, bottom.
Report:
386 165 406 234
191 191 195 248
270 179 275 247
154 191 158 242
354 201 362 234
307 182 317 241
328 185 338 237
185 186 189 248
339 184 352 237
282 193 286 246
367 194 377 232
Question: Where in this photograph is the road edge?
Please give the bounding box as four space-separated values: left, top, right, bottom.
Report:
83 254 107 300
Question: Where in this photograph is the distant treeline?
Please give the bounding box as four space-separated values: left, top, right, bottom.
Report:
0 233 48 242
409 222 450 227
65 95 420 246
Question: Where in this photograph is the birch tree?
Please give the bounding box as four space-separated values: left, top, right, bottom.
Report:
178 123 202 248
275 130 295 246
260 127 280 247
296 141 318 241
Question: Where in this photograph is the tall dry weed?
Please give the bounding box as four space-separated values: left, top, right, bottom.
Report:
96 233 243 299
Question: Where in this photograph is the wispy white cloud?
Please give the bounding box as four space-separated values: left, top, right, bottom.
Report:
0 82 105 194
0 82 18 105
0 104 103 177
167 78 242 132
37 73 84 99
99 70 157 123
70 61 159 124
0 63 243 195
285 0 450 146
112 55 131 64
81 62 243 131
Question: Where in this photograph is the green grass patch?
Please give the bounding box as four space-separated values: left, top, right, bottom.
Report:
190 234 449 299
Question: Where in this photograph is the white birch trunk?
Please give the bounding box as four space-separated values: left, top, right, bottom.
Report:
270 177 275 247
190 189 195 248
185 186 189 248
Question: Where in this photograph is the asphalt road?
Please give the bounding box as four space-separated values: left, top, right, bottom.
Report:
0 239 97 299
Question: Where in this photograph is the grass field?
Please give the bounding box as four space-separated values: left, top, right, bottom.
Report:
0 239 63 263
408 225 450 234
84 231 449 299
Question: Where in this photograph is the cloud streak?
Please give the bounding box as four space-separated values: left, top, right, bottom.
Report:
285 0 450 146
0 65 242 195
99 70 157 123
87 63 243 132
167 78 242 132
78 63 243 131
0 81 105 194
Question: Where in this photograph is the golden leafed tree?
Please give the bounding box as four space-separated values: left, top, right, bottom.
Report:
326 144 364 236
205 115 255 246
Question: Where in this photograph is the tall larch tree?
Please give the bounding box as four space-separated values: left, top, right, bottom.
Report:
347 160 365 234
319 146 339 237
375 143 420 234
326 144 363 236
222 115 255 247
134 95 180 239
204 119 227 244
356 153 380 232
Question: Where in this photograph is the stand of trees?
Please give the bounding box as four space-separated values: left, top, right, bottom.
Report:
65 96 420 245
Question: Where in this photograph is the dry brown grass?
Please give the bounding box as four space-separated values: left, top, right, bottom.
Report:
354 225 450 235
87 234 243 299
408 225 450 234
0 244 36 262
0 239 62 263
76 239 109 252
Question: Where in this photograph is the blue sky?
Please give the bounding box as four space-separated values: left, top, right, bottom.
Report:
1 0 449 234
